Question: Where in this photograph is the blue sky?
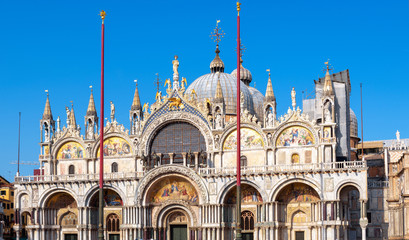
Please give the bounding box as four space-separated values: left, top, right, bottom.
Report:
1 0 408 181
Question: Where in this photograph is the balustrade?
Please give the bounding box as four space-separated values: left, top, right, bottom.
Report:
15 160 366 183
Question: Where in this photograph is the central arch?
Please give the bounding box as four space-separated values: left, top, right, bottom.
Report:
136 165 209 205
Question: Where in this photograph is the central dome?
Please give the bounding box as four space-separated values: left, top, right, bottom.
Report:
186 72 255 115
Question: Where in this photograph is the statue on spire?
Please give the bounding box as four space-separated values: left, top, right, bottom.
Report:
291 87 296 110
110 101 115 122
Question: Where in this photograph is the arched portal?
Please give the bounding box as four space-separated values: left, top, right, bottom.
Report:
44 192 78 240
339 185 362 240
89 189 123 240
222 184 263 240
275 183 320 240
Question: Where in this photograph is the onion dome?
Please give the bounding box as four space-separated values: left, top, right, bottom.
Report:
210 45 225 73
231 60 252 86
187 72 255 115
248 86 264 118
350 108 358 138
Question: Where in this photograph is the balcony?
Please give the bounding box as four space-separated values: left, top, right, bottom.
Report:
199 161 367 177
15 161 366 184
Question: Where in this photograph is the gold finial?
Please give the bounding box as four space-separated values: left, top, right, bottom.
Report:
100 10 106 22
324 59 333 71
45 89 49 96
210 20 225 45
237 1 241 15
267 69 271 77
70 100 73 108
89 85 93 92
134 79 138 86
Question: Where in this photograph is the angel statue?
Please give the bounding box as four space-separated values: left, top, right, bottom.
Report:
164 78 171 90
155 91 162 103
181 77 187 89
143 103 149 113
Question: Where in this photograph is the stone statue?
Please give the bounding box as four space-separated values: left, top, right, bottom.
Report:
56 116 61 132
396 130 401 141
215 111 222 129
267 111 274 127
133 118 140 134
291 87 296 109
324 102 332 123
172 55 179 75
65 106 71 126
44 128 49 142
87 123 94 139
110 101 115 121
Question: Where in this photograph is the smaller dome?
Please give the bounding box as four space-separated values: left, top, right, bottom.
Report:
210 45 224 73
248 86 264 119
350 109 358 138
231 65 252 86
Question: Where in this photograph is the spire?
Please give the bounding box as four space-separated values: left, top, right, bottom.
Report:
42 90 53 120
265 69 275 101
86 86 97 117
69 103 77 128
131 80 142 111
210 20 225 73
323 60 334 96
214 77 224 103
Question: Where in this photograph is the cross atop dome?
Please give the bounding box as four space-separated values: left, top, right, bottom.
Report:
210 20 225 45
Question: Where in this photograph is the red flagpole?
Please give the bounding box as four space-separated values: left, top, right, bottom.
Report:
98 10 106 240
236 2 242 240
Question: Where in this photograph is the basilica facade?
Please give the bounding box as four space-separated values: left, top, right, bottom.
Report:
13 40 368 240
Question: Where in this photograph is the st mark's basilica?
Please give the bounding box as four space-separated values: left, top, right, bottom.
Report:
13 23 368 240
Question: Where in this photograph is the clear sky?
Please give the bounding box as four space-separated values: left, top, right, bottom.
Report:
1 0 408 181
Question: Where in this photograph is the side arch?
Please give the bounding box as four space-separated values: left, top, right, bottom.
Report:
335 180 365 200
38 187 79 208
269 177 321 202
84 184 127 207
217 179 267 204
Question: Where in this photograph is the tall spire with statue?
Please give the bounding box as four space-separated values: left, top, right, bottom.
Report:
85 86 98 140
40 90 55 143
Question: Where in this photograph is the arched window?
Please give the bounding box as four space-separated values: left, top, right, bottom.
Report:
68 165 75 175
241 211 254 231
111 162 118 173
240 155 247 167
107 213 120 232
150 122 206 159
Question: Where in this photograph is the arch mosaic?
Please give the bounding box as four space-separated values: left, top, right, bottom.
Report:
217 179 267 204
97 137 131 157
92 133 134 158
84 185 127 207
51 137 85 158
220 123 266 151
148 176 199 204
56 141 85 160
223 127 264 151
136 165 209 205
153 200 197 228
39 188 79 208
273 121 319 149
269 177 321 202
140 112 213 156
